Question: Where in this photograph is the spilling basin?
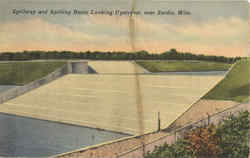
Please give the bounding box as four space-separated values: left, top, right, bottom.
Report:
0 113 129 157
0 73 225 135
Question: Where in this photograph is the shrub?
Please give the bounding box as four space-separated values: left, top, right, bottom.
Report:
216 111 250 158
145 111 250 158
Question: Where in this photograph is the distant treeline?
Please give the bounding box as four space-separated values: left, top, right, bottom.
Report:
0 49 242 63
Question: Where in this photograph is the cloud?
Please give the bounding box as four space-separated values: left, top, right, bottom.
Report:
0 18 129 51
132 16 248 56
0 15 247 57
0 18 94 49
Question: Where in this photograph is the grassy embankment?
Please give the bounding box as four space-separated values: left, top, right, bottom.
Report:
136 60 231 72
203 59 250 102
0 61 66 85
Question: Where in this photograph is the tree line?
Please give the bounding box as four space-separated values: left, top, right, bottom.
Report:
0 49 242 63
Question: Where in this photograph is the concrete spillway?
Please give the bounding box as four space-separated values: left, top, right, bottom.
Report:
88 61 148 74
0 71 224 135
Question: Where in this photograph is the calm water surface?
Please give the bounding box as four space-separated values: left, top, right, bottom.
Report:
0 86 18 94
152 71 226 76
0 113 129 157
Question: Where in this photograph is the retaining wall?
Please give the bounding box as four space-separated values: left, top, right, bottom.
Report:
116 102 250 158
53 132 168 158
71 62 89 74
54 102 250 158
0 61 88 104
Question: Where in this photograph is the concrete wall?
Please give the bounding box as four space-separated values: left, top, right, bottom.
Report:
53 102 250 158
117 102 250 158
0 64 69 104
53 132 167 158
0 61 88 104
71 62 88 74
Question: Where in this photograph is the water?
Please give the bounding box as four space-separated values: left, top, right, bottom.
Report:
152 71 226 76
0 113 129 157
0 86 18 94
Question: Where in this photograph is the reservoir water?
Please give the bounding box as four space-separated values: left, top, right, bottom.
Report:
152 71 226 76
0 86 18 94
0 113 129 157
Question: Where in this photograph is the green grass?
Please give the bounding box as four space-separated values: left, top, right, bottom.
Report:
203 59 250 102
0 61 66 85
136 60 231 72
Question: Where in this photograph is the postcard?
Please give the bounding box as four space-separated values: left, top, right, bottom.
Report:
0 0 249 157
